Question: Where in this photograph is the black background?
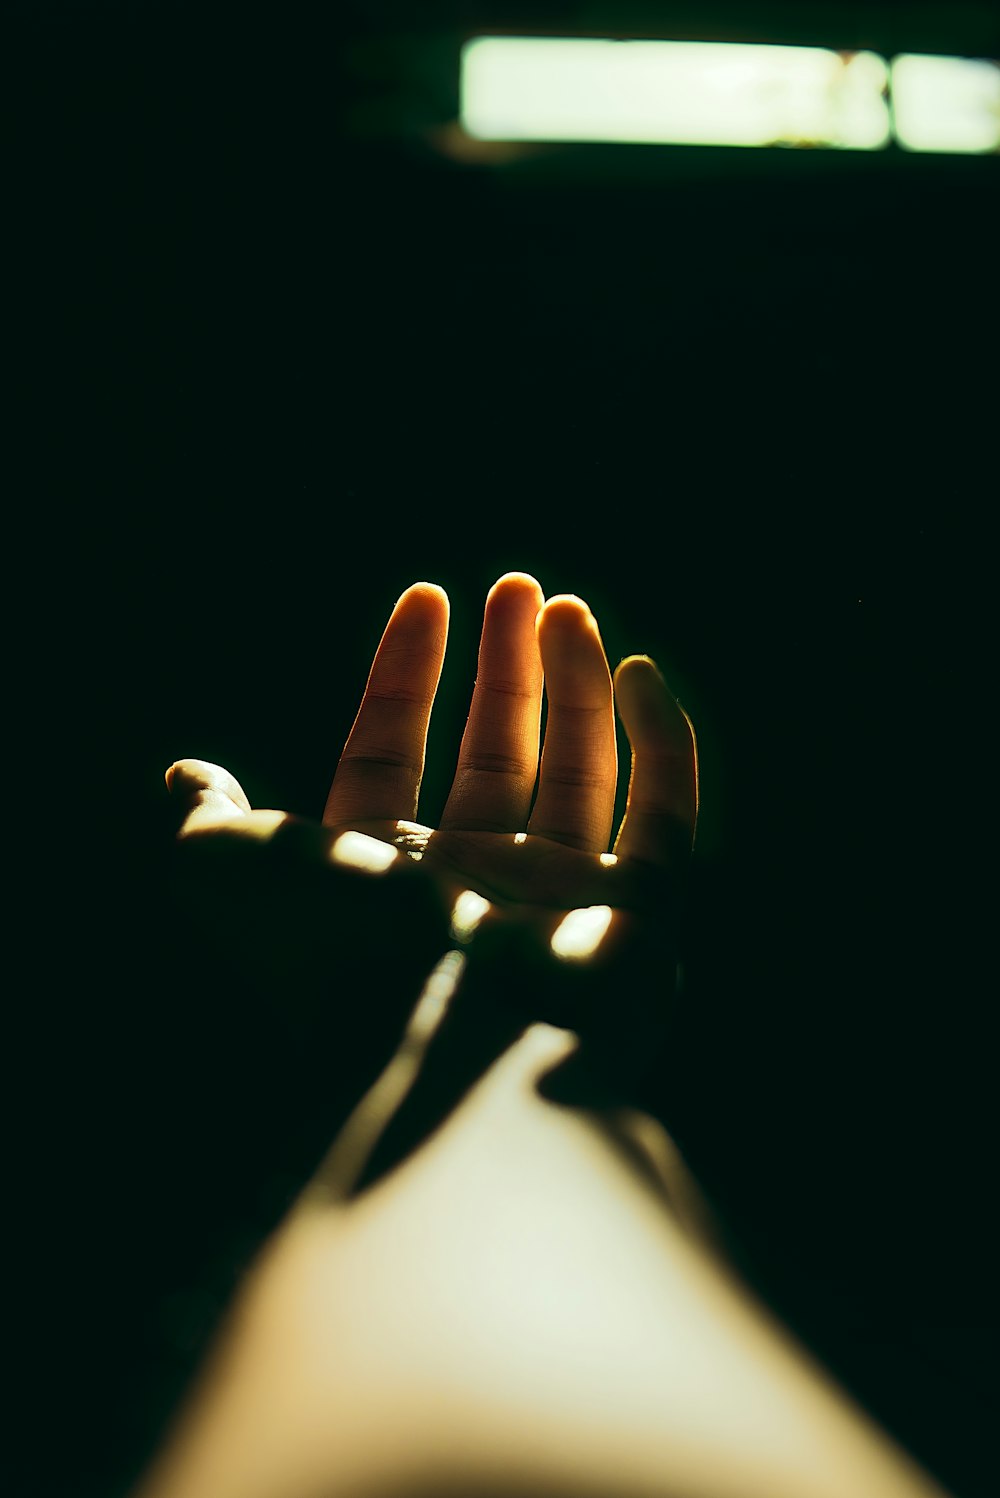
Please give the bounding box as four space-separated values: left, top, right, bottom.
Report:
9 3 997 1496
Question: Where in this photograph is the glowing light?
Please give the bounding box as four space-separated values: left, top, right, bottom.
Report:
406 949 467 1042
461 37 891 150
331 830 398 873
304 948 468 1202
550 905 614 962
450 889 492 941
891 53 1000 153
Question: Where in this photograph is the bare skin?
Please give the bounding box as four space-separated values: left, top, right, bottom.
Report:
141 575 952 1498
167 575 696 943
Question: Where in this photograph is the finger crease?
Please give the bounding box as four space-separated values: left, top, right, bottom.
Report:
459 753 533 778
538 767 612 790
544 701 611 719
477 679 540 701
362 687 433 707
339 749 422 773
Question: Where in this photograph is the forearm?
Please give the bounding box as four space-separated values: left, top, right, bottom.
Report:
136 1009 955 1498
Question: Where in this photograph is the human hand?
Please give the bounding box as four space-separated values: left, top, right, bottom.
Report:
167 572 697 1074
319 572 698 1060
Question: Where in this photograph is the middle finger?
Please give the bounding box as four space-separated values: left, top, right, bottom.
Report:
440 572 545 832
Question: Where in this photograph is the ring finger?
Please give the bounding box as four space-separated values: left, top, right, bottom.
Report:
527 595 617 852
323 583 450 828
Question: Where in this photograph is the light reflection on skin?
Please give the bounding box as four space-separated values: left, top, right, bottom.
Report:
450 889 492 942
549 905 614 962
330 830 400 874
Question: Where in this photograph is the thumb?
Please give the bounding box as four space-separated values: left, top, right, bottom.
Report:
165 758 253 836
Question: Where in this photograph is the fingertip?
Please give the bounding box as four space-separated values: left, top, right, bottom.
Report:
616 657 684 715
489 571 545 608
616 662 697 759
542 593 589 611
397 580 450 612
613 654 664 686
165 759 254 814
536 594 596 632
388 583 451 650
165 758 214 794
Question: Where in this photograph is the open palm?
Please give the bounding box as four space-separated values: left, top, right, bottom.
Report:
168 574 697 1033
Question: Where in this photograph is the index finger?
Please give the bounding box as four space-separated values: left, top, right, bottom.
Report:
323 583 450 828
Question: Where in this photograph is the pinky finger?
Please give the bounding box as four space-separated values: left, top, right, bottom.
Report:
612 657 698 868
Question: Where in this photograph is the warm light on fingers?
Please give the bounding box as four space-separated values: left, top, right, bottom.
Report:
550 905 614 962
167 758 254 819
331 830 400 873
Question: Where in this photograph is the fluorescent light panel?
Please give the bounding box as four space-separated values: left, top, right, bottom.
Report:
461 37 1000 154
462 38 890 150
891 53 1000 153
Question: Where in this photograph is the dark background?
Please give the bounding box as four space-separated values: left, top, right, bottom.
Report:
9 3 996 1496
